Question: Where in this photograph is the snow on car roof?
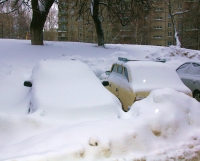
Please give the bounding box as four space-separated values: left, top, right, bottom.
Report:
118 61 191 95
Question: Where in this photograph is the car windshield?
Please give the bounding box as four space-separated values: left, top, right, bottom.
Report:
176 63 190 74
188 63 200 76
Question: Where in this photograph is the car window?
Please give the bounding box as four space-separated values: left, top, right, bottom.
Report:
123 67 129 81
176 63 190 74
193 63 200 67
189 63 200 76
112 65 117 73
117 66 123 74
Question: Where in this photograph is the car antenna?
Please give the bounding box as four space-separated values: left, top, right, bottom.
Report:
118 57 166 63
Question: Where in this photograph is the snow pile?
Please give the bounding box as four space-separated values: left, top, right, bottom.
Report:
56 52 138 79
147 45 200 63
1 89 200 161
128 88 200 160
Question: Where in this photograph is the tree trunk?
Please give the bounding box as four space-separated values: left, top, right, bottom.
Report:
30 0 54 45
30 13 46 45
92 0 104 46
168 0 181 47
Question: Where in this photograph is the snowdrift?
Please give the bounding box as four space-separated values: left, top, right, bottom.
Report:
0 89 200 161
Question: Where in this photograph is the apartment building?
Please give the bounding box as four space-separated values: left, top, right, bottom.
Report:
57 0 199 49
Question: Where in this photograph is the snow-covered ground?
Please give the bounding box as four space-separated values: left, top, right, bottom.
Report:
0 39 200 161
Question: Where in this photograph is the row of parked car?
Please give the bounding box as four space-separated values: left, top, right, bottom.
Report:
102 57 200 111
24 57 199 116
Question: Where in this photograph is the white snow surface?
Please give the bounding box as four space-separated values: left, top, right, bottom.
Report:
0 39 200 161
125 61 191 94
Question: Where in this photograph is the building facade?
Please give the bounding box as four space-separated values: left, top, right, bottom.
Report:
57 0 200 49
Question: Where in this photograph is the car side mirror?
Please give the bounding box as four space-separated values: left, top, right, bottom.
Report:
105 71 111 75
102 81 109 86
24 81 32 87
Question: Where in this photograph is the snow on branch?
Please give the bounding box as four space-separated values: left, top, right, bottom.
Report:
164 0 169 5
90 0 93 15
38 0 46 12
172 10 189 16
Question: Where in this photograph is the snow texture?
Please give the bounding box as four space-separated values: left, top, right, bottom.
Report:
0 39 200 161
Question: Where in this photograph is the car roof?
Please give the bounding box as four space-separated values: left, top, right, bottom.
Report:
176 61 200 70
114 58 167 69
180 61 200 65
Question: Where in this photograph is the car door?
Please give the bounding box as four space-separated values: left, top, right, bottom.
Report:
176 62 192 87
117 66 134 112
108 64 119 97
186 63 200 92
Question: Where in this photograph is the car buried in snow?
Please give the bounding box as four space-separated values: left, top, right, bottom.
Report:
176 62 200 102
103 57 192 112
24 59 122 124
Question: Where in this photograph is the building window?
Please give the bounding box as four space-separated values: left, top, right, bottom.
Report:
61 2 66 6
60 25 66 30
79 25 82 29
122 25 129 29
70 9 74 15
177 14 183 18
154 26 162 29
168 14 171 18
71 25 74 30
168 41 172 46
178 23 182 29
71 1 75 6
155 7 163 11
77 16 82 21
168 23 172 28
60 17 66 22
154 17 162 20
153 36 162 39
61 33 65 37
178 4 182 9
60 10 66 14
71 17 74 21
168 32 172 37
79 33 82 37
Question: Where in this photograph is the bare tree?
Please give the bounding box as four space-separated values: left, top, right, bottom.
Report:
14 7 31 39
0 0 59 45
43 4 58 41
180 1 200 49
30 0 56 45
0 1 30 39
72 0 152 46
164 0 189 47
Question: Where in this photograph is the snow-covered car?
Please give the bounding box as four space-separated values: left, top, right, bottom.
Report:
103 57 192 111
176 62 200 102
24 59 121 124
